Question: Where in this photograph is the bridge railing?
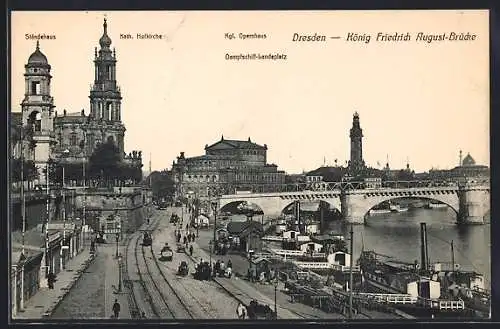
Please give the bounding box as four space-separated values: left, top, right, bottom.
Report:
220 180 484 196
218 178 490 196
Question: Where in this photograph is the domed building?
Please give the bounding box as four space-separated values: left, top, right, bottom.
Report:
450 151 489 179
171 136 286 199
13 19 142 184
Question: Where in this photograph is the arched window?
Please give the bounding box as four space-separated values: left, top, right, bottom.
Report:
70 132 77 146
28 111 42 132
107 103 112 121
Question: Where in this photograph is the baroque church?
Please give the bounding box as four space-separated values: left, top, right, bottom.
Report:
12 19 142 182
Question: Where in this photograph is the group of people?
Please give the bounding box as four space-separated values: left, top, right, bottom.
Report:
214 259 232 278
175 229 196 256
247 267 277 283
176 230 196 245
236 300 276 320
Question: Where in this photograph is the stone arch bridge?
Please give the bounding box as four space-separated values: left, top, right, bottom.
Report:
217 181 490 225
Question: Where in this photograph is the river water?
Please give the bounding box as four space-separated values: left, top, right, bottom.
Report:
325 207 491 288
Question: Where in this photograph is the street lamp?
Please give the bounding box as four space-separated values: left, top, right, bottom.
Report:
208 240 213 277
348 223 354 320
211 201 218 247
117 252 122 293
274 276 279 319
81 130 87 250
115 233 120 258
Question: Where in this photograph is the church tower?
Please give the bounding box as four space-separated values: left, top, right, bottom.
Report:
89 18 125 156
21 41 57 180
349 112 365 172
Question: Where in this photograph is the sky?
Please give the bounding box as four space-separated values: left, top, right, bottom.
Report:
11 10 489 174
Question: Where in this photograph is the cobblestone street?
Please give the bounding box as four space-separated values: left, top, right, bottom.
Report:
51 243 130 319
50 251 106 319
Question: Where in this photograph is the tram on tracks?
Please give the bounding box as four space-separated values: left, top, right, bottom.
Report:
160 243 174 261
142 232 153 246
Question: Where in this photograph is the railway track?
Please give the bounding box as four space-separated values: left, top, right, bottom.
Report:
147 247 212 318
125 210 199 319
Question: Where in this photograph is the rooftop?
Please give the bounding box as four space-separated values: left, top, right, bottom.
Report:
206 136 267 151
27 41 49 66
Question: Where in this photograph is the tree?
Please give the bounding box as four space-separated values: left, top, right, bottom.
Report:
88 140 122 182
48 161 88 185
10 158 38 182
150 170 175 200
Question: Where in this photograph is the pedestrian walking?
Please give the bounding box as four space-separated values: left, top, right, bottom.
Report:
189 244 193 256
183 236 187 245
47 271 56 290
236 302 247 319
112 299 121 319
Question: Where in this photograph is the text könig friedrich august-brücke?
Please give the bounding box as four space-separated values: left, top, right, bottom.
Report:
343 32 477 44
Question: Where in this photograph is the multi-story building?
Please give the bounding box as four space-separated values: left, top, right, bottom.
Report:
51 19 140 169
428 151 489 181
11 19 142 183
171 136 286 198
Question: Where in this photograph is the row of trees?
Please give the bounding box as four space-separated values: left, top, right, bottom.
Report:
11 139 143 185
49 140 143 184
149 170 175 201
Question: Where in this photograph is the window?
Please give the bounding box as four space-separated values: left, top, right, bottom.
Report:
70 133 77 146
107 103 112 121
31 81 41 95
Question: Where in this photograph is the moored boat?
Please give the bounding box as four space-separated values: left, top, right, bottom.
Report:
357 223 483 318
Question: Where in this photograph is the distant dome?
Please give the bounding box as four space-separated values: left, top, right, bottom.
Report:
462 153 476 166
99 18 112 49
27 41 48 65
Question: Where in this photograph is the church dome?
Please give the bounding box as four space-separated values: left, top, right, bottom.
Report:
462 153 476 166
27 41 48 65
99 18 112 49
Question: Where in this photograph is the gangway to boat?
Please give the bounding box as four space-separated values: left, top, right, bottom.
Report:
270 249 326 258
294 261 361 273
261 235 283 242
355 293 418 305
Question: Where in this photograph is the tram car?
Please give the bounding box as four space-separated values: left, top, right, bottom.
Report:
177 261 189 276
159 243 173 261
142 232 152 246
193 262 212 281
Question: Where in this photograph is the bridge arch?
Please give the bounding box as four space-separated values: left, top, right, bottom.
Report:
281 199 341 215
219 200 264 215
365 196 459 218
219 193 342 219
344 190 460 224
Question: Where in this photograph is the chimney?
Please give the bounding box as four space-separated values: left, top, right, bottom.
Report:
420 222 429 273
